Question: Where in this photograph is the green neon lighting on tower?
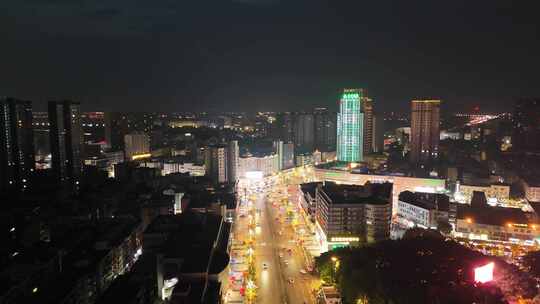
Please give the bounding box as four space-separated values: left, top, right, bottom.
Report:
337 89 364 162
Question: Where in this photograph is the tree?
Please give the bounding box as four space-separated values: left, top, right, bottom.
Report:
437 220 453 235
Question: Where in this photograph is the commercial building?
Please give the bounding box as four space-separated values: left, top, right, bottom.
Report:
521 177 540 203
455 182 510 204
336 89 365 163
124 132 151 160
296 153 314 167
314 108 336 152
396 191 454 229
512 98 540 153
315 182 392 251
48 100 83 186
454 203 540 244
84 150 125 176
0 98 35 193
237 153 279 178
298 182 320 217
410 99 441 164
313 166 446 215
294 113 315 153
162 159 205 177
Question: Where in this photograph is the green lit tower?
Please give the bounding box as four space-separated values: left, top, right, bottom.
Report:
336 88 364 162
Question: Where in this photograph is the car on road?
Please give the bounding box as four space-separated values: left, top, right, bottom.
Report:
284 261 289 265
262 263 269 270
279 253 284 258
288 278 294 284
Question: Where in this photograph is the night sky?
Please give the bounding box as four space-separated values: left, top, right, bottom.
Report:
1 1 539 113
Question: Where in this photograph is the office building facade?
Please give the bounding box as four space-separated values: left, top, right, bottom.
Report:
336 89 364 162
410 99 441 164
124 132 151 160
0 98 35 193
48 100 83 185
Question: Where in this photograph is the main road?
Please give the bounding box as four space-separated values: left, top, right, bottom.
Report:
246 177 316 304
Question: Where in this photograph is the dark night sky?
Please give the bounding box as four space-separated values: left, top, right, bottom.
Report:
1 0 539 113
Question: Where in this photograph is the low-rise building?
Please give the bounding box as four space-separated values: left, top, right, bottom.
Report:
455 182 510 204
396 191 454 229
315 182 392 251
454 204 540 244
522 177 540 203
237 153 279 178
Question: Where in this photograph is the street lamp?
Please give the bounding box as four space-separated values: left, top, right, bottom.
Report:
331 256 339 284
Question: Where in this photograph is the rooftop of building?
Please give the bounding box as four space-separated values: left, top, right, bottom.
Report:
319 182 392 205
457 204 536 227
523 175 540 187
398 191 450 212
145 211 229 274
300 182 321 198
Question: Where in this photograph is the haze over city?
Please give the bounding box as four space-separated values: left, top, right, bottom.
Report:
2 1 540 112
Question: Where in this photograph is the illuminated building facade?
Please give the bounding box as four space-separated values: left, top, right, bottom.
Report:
124 132 151 160
315 182 392 251
336 89 364 163
0 98 35 193
48 100 83 186
313 167 446 215
410 99 441 164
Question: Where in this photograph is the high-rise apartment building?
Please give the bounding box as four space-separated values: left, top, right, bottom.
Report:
409 100 441 164
228 141 239 183
513 98 540 153
0 98 35 193
294 113 315 153
337 89 365 163
273 112 295 143
124 132 150 160
205 145 229 184
105 112 154 151
372 114 384 153
362 97 374 155
314 108 337 152
48 100 83 185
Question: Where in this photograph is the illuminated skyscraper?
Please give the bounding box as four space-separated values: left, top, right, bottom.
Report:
0 98 35 193
336 89 364 162
410 99 441 164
